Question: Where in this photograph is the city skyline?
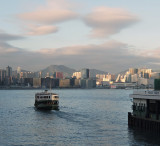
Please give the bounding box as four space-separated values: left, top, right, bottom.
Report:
0 0 160 73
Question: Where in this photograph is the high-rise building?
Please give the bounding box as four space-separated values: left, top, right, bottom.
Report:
96 74 106 79
56 72 63 79
38 71 42 78
53 72 63 79
17 67 21 74
150 72 160 79
125 73 131 83
0 69 6 83
46 72 50 77
81 68 89 79
129 68 138 75
6 66 12 78
72 72 81 79
131 74 138 83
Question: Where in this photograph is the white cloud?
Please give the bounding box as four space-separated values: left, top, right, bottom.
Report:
19 9 77 24
18 0 78 36
84 7 139 38
27 25 58 36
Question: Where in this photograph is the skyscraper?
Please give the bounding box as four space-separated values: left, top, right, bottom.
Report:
53 72 63 79
129 68 138 75
17 66 21 75
0 69 6 83
72 72 81 79
6 66 12 78
81 68 89 79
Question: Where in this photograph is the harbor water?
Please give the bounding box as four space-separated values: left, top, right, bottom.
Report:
0 89 160 146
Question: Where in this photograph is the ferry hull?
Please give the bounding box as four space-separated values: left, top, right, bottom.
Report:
35 103 59 110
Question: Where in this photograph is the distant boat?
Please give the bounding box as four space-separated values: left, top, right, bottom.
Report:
34 90 59 110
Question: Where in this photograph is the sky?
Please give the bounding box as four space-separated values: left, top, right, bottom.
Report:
0 0 160 73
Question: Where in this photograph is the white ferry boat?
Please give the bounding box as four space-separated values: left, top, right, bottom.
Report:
34 90 59 110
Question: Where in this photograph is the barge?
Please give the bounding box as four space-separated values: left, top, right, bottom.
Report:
34 90 59 110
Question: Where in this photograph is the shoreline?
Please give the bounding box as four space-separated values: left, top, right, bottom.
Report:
0 86 124 90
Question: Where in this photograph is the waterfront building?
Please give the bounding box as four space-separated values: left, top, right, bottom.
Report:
74 79 80 87
86 79 96 88
125 73 131 83
96 74 106 80
5 66 12 85
81 68 89 79
80 79 96 88
33 78 41 88
24 78 33 86
80 79 86 88
0 69 6 84
6 66 12 78
20 72 24 78
46 72 50 77
129 68 138 75
150 72 160 79
22 72 36 78
72 72 81 79
138 68 152 78
137 78 148 87
53 72 63 79
17 67 21 75
115 74 121 82
106 74 115 81
98 73 115 82
131 74 138 83
43 77 59 88
102 81 111 87
38 71 42 78
59 79 71 88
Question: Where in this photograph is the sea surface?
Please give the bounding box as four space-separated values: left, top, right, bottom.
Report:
0 89 160 146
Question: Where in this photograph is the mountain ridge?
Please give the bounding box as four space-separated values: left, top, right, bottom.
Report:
37 65 108 78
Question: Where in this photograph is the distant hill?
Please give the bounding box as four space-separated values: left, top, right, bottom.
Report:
115 70 128 76
152 69 160 73
38 65 76 78
114 69 128 80
37 65 108 78
89 69 108 77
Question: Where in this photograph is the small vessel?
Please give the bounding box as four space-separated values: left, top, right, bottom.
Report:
34 90 59 110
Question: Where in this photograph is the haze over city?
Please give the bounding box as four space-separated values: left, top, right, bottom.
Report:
0 0 160 73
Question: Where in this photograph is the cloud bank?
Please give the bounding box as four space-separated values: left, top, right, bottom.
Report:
84 7 139 38
0 37 160 73
0 32 25 41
